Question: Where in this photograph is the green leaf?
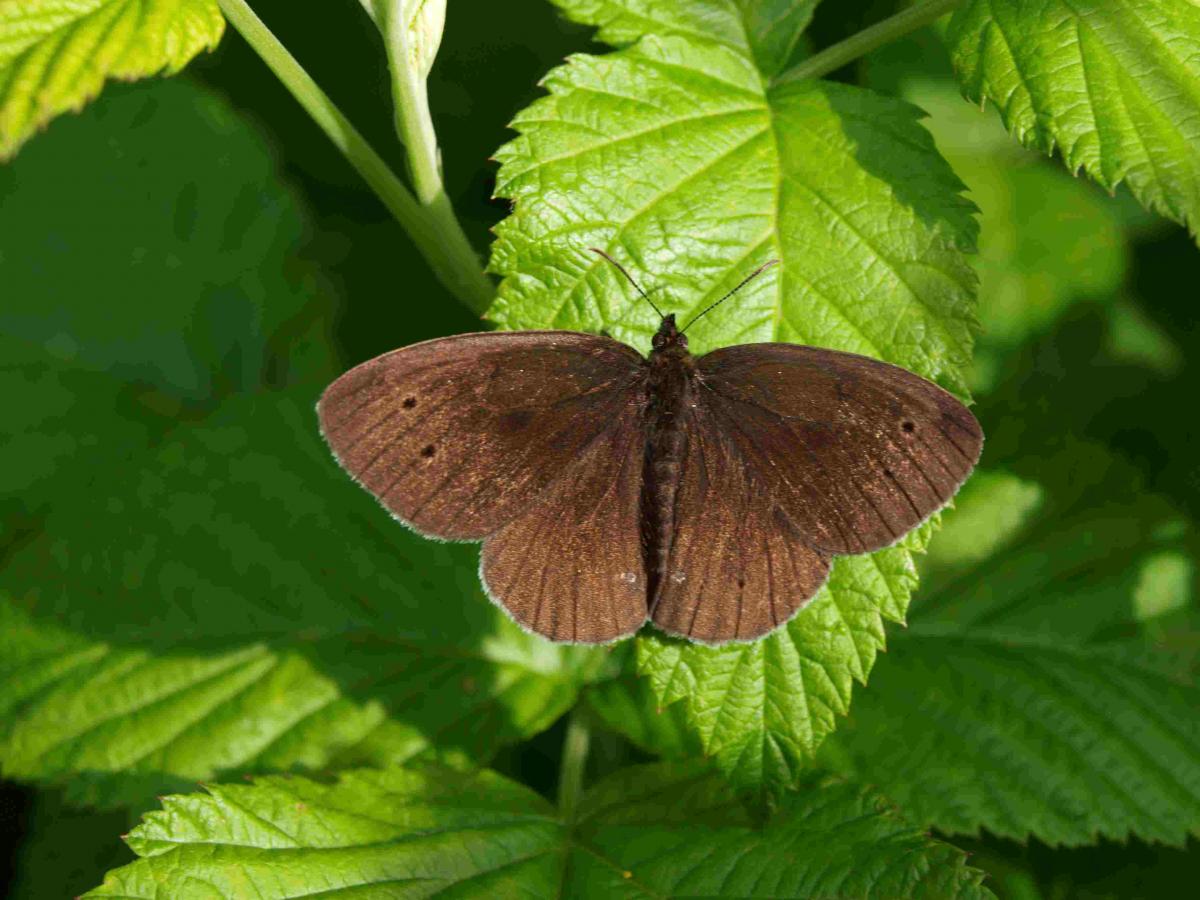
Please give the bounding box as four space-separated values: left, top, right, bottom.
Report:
490 40 977 390
0 599 386 808
825 459 1200 846
1132 551 1193 622
831 631 1200 846
0 0 223 159
86 761 993 898
1104 298 1185 376
635 524 933 798
864 40 1144 389
947 0 1200 237
554 0 820 77
1 380 603 799
490 0 978 802
921 469 1042 569
0 80 602 803
2 384 606 758
0 78 335 403
583 674 703 758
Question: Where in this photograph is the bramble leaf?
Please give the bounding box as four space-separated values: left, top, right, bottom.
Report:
490 37 977 391
554 0 819 77
0 0 223 159
85 762 993 898
947 0 1200 237
634 525 935 798
583 673 703 758
825 458 1200 845
0 600 386 808
0 81 603 804
490 1 978 800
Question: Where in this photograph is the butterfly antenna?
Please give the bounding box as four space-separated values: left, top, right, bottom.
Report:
680 259 780 333
589 248 665 319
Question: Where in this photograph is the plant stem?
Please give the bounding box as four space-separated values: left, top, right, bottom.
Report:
378 2 492 315
557 711 591 822
381 0 444 207
774 0 965 86
216 0 494 315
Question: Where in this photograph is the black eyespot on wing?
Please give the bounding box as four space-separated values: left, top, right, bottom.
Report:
421 444 436 458
902 421 915 433
403 397 417 409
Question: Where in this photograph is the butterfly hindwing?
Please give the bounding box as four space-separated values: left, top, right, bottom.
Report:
695 343 983 555
481 396 649 642
318 331 645 541
650 401 832 643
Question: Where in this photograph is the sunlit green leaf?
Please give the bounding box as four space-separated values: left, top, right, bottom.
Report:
903 79 1128 350
85 762 993 898
0 599 386 808
583 674 702 758
1133 552 1193 621
0 0 223 158
948 0 1200 238
921 469 1042 569
554 0 819 76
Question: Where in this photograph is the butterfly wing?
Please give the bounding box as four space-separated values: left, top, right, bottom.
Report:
650 343 980 643
318 331 645 540
695 343 983 555
480 397 650 642
649 402 831 643
319 330 652 644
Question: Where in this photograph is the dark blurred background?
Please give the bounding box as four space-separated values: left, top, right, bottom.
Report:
2 0 1197 895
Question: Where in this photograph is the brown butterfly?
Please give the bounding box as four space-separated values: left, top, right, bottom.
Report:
318 252 983 645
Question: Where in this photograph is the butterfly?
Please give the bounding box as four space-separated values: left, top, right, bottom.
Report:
318 252 983 645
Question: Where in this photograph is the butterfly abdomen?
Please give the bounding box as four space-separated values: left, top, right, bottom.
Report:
642 349 696 606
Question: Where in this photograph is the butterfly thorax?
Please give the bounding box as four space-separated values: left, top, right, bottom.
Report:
642 315 697 607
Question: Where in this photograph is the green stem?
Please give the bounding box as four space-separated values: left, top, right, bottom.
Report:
557 711 591 822
381 0 444 206
216 0 494 315
379 2 491 315
774 0 965 86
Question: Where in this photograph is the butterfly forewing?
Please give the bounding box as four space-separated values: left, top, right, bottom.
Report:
318 332 645 541
696 344 983 555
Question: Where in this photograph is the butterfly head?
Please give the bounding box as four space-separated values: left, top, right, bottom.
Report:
651 314 689 355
